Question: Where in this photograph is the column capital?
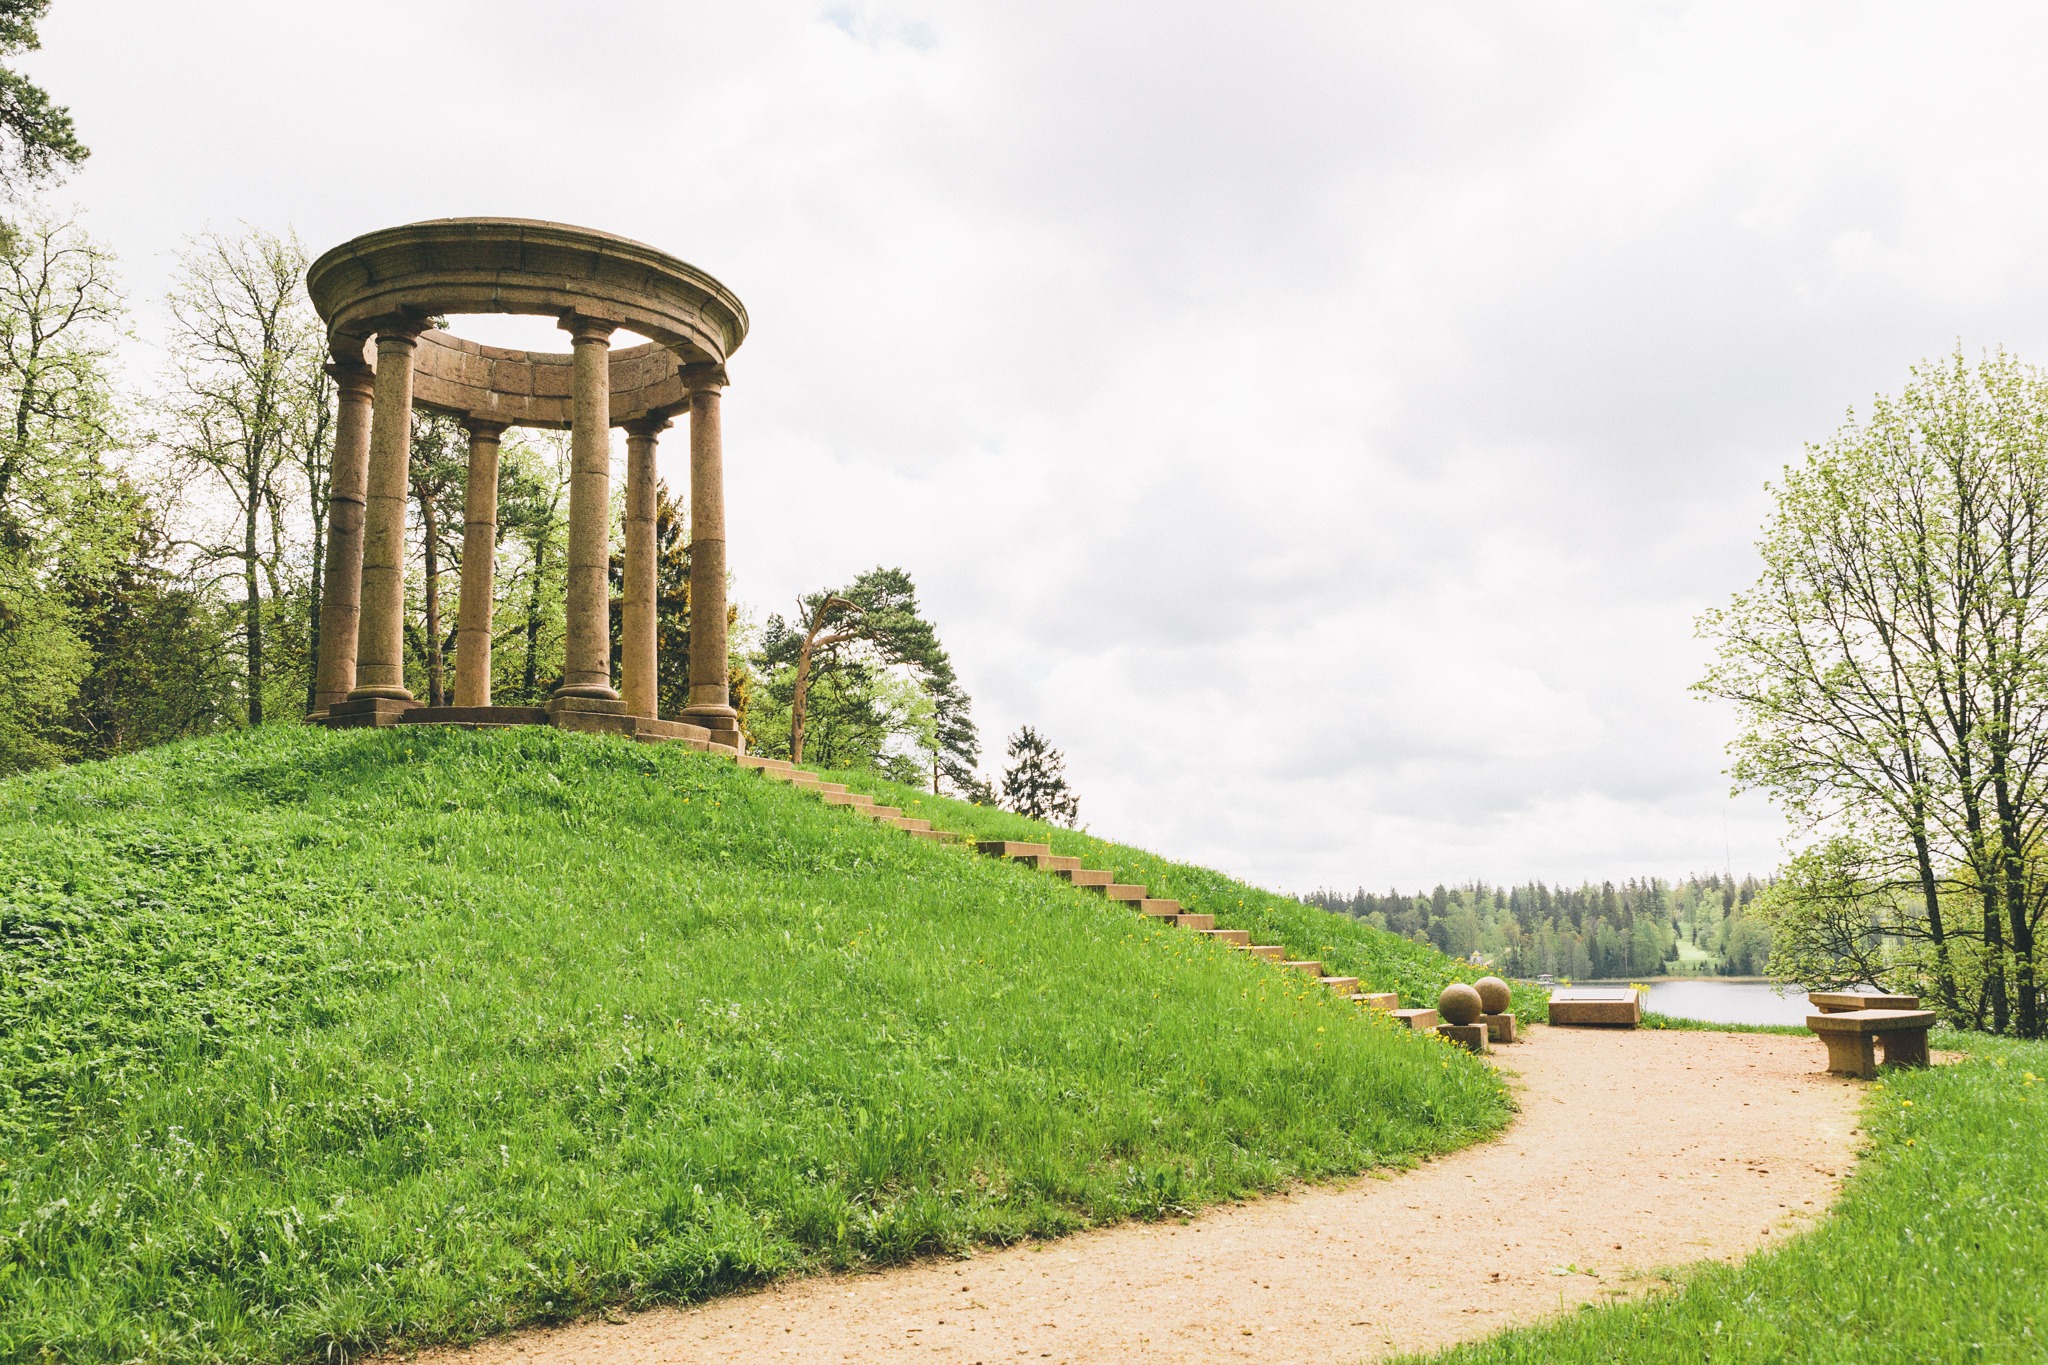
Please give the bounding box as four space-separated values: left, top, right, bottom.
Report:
622 414 674 438
680 361 728 394
367 312 432 348
560 314 618 345
460 416 510 441
326 359 375 399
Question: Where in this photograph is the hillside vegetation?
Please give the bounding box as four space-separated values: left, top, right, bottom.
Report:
0 727 1509 1363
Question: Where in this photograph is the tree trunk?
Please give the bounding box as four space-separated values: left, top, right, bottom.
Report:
244 473 263 725
521 525 549 702
420 484 444 708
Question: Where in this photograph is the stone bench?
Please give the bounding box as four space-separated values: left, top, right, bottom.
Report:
1809 991 1919 1013
1805 1008 1936 1078
1546 986 1640 1027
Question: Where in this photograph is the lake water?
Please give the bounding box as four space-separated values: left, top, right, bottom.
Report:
1582 979 1815 1027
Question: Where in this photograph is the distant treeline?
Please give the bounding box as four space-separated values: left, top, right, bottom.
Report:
1304 875 1773 980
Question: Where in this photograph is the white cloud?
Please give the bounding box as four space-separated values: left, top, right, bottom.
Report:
34 0 2048 890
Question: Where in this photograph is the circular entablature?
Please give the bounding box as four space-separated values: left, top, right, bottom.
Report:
408 331 695 430
306 217 748 365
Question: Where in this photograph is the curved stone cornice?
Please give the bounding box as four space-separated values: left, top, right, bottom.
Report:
306 217 748 366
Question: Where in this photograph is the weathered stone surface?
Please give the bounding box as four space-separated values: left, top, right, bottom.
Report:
1474 976 1511 1015
1808 991 1920 1013
1481 1012 1517 1044
978 841 1052 858
1354 992 1399 1011
1547 987 1642 1027
307 218 747 367
1438 982 1484 1026
1437 1021 1490 1053
321 696 420 728
1392 1007 1439 1030
1806 1008 1936 1078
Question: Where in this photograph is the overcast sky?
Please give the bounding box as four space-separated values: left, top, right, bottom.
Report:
29 2 2048 893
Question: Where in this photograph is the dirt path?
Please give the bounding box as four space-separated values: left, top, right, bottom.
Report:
418 1025 1863 1364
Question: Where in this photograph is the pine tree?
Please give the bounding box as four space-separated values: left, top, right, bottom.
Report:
1000 725 1078 826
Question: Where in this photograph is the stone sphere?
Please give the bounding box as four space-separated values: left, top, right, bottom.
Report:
1474 976 1511 1015
1438 982 1484 1026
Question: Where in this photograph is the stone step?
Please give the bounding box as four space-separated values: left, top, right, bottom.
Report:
1172 913 1216 931
1353 991 1399 1011
1019 853 1083 873
978 841 1053 859
810 781 848 795
1392 1007 1439 1031
1058 868 1114 888
908 828 962 843
891 817 933 832
820 792 874 808
737 754 793 773
1200 929 1252 946
1137 898 1182 917
1090 883 1146 903
1320 976 1359 994
1240 945 1285 961
859 805 904 819
1281 960 1323 977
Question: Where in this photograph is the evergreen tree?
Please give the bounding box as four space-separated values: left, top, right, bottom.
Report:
1000 725 1078 826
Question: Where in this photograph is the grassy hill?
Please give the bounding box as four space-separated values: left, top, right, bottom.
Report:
0 726 1511 1363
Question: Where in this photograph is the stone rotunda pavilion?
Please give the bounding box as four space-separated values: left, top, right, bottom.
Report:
305 218 747 752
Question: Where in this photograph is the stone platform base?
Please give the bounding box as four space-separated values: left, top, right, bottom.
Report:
1437 1021 1490 1053
316 699 738 753
1482 1011 1517 1044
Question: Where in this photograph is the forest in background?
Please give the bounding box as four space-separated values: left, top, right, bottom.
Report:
1305 874 1773 980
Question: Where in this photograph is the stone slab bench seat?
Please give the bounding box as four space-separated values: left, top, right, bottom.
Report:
1806 1008 1937 1078
1547 987 1641 1027
1809 991 1921 1013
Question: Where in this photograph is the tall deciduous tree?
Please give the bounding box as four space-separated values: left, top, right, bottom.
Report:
1001 725 1079 826
159 227 328 726
1700 350 2048 1035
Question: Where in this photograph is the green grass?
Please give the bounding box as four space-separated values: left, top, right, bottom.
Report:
818 768 1549 1020
0 726 1510 1363
1403 1031 2048 1365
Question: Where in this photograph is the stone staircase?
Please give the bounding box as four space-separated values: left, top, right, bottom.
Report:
735 754 1427 1029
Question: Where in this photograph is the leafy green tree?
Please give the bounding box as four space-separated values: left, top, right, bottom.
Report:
1000 725 1079 826
158 227 328 727
494 430 567 704
1699 350 2048 1035
754 566 977 784
404 414 465 706
0 1 85 192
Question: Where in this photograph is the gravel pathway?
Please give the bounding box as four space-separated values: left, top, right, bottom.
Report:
416 1025 1863 1364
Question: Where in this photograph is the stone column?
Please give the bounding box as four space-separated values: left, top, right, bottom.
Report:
452 419 507 709
309 357 375 716
680 364 741 749
620 415 670 718
347 324 424 708
552 316 622 706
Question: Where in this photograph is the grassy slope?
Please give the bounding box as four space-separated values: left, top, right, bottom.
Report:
0 727 1509 1363
1404 1030 2048 1365
819 768 1550 1020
